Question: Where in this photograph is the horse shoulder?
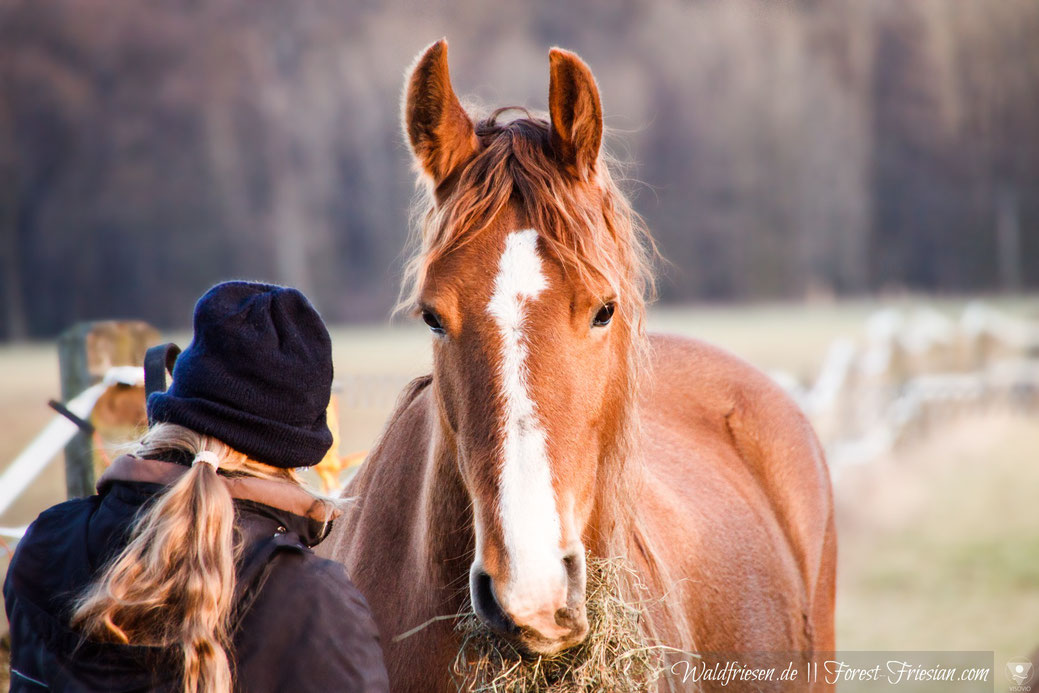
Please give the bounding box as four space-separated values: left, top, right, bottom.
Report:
643 333 835 642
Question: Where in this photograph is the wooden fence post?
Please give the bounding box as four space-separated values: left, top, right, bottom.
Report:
57 321 160 498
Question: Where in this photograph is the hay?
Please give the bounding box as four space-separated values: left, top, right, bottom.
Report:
451 556 669 692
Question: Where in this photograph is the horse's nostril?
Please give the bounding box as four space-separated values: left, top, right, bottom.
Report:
562 550 586 598
554 606 576 629
471 570 518 636
562 550 585 578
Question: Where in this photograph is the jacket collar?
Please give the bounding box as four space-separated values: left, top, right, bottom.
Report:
97 455 341 547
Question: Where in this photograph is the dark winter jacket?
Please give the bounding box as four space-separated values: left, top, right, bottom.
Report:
3 455 389 693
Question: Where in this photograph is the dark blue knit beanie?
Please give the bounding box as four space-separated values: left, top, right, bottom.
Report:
146 281 334 468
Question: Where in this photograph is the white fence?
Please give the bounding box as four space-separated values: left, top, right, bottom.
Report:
0 367 145 540
776 302 1039 474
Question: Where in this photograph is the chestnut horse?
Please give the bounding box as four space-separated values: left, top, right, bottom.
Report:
322 40 835 691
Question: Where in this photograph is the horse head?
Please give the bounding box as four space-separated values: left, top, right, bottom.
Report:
401 39 651 656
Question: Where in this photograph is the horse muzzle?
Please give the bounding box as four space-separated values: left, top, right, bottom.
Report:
470 549 590 655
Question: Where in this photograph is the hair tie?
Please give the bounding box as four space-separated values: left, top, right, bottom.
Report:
192 450 221 470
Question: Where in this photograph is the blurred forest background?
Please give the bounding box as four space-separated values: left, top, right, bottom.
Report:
1 0 1038 339
3 1 1039 673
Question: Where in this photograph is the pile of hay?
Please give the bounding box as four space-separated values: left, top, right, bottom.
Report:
451 556 668 692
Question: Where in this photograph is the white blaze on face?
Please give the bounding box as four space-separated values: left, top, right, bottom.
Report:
486 229 565 612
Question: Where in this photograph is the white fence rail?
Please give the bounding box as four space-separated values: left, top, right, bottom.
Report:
775 302 1039 473
0 367 145 539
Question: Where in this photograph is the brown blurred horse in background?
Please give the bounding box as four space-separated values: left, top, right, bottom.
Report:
323 40 836 691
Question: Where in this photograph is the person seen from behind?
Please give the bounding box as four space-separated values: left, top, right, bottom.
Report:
4 281 390 692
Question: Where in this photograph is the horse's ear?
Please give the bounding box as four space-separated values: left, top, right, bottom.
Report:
548 48 603 181
403 39 478 187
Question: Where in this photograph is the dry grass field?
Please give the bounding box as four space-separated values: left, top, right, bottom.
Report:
836 411 1039 674
2 298 1037 687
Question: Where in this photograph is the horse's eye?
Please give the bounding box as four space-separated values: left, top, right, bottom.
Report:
592 302 615 327
421 309 445 334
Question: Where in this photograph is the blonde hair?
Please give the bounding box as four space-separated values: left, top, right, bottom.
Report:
70 423 315 693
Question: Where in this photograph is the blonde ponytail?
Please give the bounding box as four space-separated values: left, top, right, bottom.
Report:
71 424 301 693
